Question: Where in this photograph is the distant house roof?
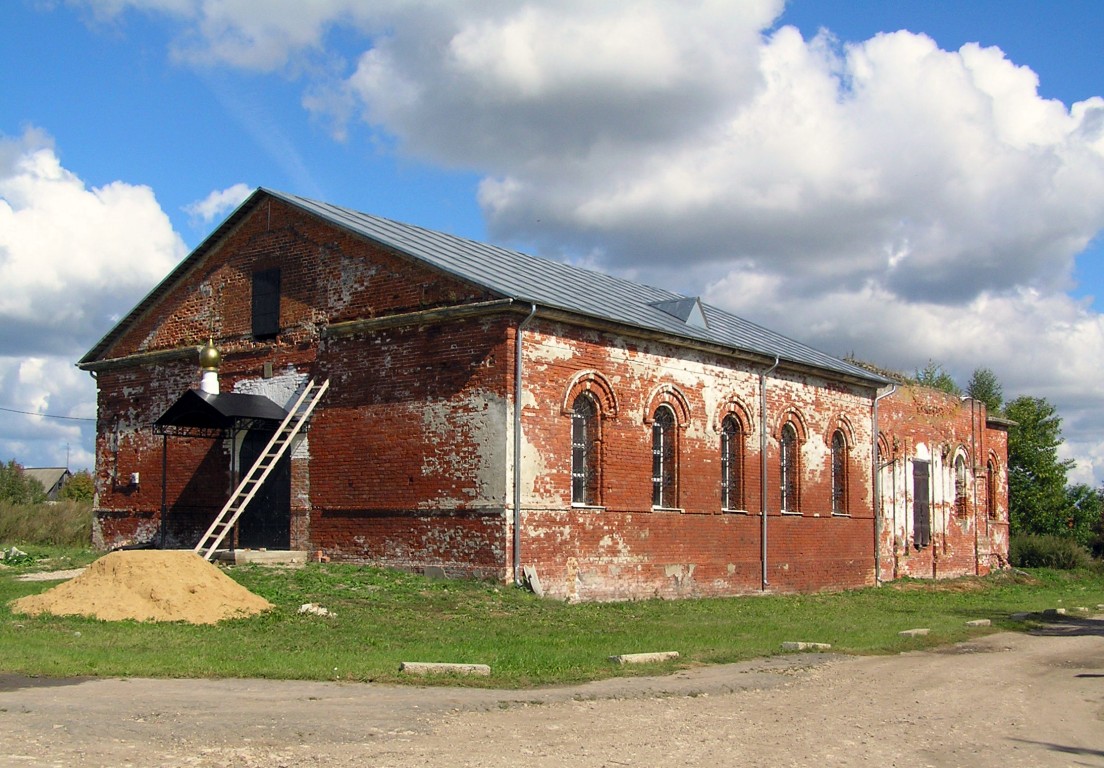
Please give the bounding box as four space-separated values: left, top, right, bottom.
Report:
23 467 72 500
80 188 888 386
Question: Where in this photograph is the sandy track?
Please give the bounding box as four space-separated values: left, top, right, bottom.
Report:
1 621 1102 767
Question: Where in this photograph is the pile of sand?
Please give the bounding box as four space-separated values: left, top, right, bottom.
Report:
9 550 272 624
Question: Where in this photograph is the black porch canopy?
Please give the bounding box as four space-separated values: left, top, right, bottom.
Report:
154 389 287 438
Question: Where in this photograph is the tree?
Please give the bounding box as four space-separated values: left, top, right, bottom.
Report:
1005 397 1076 538
914 360 961 396
1063 483 1103 549
0 460 46 505
59 469 95 502
966 367 1003 414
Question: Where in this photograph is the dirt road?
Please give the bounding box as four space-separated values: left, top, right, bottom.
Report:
1 620 1102 767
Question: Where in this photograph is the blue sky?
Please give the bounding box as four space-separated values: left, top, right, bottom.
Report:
2 0 1103 486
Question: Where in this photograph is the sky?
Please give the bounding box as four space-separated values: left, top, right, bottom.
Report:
1 0 1103 486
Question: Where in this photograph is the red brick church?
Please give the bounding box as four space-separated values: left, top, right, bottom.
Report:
78 188 1009 600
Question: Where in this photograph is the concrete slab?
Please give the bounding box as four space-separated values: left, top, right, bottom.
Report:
965 619 991 627
781 642 832 652
399 662 491 677
608 651 680 665
212 550 308 565
898 628 930 638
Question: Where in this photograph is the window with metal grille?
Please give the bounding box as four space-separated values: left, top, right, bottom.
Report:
721 415 743 510
780 422 799 513
913 460 931 548
987 460 997 519
955 454 969 516
652 405 677 508
831 430 847 515
251 268 281 339
571 392 600 506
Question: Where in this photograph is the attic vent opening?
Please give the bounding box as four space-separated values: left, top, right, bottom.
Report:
649 297 708 330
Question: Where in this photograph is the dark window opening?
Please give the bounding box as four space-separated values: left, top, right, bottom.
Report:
571 392 600 506
252 268 281 339
987 460 997 519
780 422 799 513
652 405 677 508
831 430 847 515
721 415 743 510
913 460 931 548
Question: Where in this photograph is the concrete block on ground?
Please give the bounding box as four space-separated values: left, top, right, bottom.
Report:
608 651 680 665
399 662 491 677
1043 608 1067 616
965 619 991 627
781 642 832 651
898 628 930 638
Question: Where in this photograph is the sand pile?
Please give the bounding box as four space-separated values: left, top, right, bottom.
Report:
9 550 272 624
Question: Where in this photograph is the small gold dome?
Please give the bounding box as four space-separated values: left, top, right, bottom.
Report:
198 339 221 371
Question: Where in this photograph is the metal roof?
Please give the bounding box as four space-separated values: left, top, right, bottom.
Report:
267 189 885 384
154 390 287 434
81 187 886 385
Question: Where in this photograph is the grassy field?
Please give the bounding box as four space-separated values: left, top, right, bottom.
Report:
2 548 1102 687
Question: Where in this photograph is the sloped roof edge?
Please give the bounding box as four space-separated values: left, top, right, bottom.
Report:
79 187 888 386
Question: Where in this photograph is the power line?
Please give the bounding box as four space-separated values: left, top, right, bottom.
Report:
0 405 96 422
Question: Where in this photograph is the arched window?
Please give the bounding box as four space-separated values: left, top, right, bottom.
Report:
955 454 969 516
780 422 799 513
831 430 847 515
571 392 600 506
652 405 677 508
721 415 743 511
987 459 998 519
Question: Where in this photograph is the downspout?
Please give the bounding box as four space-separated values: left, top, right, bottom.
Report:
760 356 780 591
872 384 897 586
513 303 538 587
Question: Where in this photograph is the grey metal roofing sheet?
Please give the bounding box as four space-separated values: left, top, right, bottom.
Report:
267 189 885 384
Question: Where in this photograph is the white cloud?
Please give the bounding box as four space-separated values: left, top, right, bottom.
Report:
0 128 186 355
184 183 252 224
0 128 185 469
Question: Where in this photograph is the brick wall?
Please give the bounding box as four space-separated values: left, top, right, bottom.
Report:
86 193 1007 599
514 320 879 600
876 385 1010 581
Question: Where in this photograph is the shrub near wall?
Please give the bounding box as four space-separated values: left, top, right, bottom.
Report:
1009 534 1092 570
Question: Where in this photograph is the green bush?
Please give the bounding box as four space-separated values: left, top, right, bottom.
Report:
1009 533 1092 570
0 500 93 547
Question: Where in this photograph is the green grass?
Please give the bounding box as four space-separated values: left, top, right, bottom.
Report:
2 549 1102 687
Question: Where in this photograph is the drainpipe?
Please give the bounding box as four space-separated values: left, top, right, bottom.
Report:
513 303 538 587
872 384 897 586
760 356 780 591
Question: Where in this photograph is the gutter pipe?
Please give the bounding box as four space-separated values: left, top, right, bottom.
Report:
760 356 780 590
872 384 897 585
513 303 538 587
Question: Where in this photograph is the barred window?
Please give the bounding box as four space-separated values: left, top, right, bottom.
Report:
571 392 600 506
652 405 677 508
831 430 847 515
780 422 799 513
721 415 743 510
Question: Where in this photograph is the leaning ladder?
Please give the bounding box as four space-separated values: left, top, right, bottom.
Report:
194 378 330 561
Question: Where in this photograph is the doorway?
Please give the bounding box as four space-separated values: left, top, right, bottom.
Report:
236 428 291 549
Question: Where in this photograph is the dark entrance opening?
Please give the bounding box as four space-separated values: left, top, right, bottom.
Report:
237 428 291 550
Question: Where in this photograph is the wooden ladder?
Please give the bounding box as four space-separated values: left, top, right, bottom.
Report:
194 378 330 561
